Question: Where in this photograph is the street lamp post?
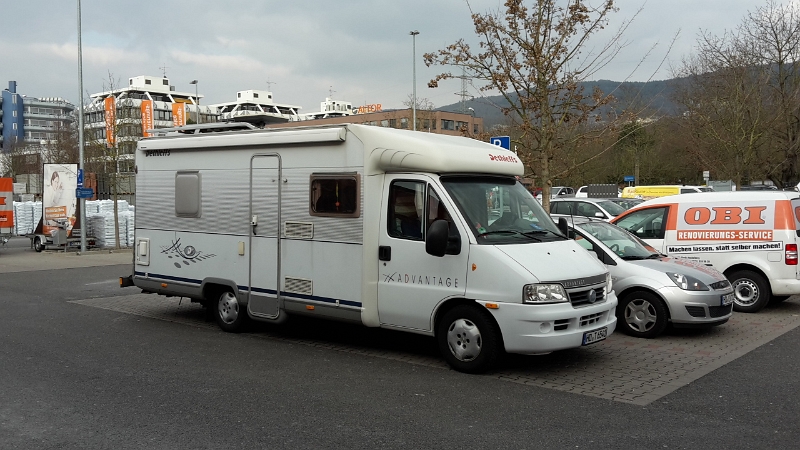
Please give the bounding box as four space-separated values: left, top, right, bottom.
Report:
410 30 419 131
190 80 199 124
77 0 86 254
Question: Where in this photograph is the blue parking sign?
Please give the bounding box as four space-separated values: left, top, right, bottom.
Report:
490 136 511 150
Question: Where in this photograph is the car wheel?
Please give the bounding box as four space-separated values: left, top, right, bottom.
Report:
214 290 248 332
727 270 770 313
33 236 44 253
617 291 668 338
437 305 501 374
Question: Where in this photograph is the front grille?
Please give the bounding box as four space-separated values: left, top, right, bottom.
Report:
580 312 603 327
710 280 731 290
685 305 706 317
569 288 606 307
709 304 733 318
554 319 570 331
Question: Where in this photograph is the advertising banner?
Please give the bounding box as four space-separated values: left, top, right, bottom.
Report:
104 97 116 146
172 103 186 127
0 178 14 232
43 164 78 236
141 100 154 137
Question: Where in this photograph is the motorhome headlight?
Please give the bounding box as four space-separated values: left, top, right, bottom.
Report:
523 284 569 304
667 272 709 291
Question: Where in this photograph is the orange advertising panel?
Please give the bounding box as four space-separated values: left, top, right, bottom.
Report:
172 103 186 127
141 100 154 137
0 178 13 230
104 97 116 146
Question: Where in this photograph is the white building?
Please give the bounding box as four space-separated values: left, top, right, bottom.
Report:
210 89 302 126
84 75 218 173
301 97 354 120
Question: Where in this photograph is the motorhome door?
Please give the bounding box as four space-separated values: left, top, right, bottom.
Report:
377 175 469 331
248 154 282 319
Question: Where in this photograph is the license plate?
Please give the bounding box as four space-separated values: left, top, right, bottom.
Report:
582 327 607 346
721 293 734 306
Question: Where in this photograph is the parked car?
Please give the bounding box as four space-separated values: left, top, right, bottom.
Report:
739 185 778 191
555 216 734 338
604 197 644 211
575 184 621 198
549 197 628 221
535 186 575 201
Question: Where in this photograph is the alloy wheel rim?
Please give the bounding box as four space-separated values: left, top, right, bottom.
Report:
624 299 657 333
218 292 239 324
446 318 482 362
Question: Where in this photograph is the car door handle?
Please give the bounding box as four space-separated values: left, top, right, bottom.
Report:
379 246 391 261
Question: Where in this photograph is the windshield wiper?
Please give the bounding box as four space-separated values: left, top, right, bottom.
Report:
620 255 648 260
477 230 545 241
476 230 522 238
646 253 663 259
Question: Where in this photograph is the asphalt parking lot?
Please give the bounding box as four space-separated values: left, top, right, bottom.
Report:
73 291 800 406
4 235 800 406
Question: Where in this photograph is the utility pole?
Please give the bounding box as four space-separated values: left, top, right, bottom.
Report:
410 30 419 131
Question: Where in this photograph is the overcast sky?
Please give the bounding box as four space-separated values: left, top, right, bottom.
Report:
1 0 762 112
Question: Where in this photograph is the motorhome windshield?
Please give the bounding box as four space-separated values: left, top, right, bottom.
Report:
577 221 658 260
442 176 564 243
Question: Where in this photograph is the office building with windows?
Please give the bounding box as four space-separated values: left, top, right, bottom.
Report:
83 75 218 173
1 81 75 153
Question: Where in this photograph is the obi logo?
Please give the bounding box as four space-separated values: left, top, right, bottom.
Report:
683 206 767 225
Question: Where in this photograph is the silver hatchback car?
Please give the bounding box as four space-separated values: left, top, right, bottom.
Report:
556 216 735 338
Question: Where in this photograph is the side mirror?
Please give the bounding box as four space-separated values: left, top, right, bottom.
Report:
426 219 449 257
557 217 569 237
594 212 605 218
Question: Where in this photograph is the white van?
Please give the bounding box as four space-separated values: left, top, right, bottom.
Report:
611 191 800 313
122 123 617 373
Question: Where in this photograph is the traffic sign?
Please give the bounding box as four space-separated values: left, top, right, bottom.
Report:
76 187 94 199
624 175 635 182
77 169 84 188
490 136 511 150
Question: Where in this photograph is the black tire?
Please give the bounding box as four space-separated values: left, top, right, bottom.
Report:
617 291 669 338
213 290 248 332
727 270 770 313
437 305 501 374
33 236 44 253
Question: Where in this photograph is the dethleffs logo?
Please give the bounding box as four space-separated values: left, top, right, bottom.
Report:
489 153 519 163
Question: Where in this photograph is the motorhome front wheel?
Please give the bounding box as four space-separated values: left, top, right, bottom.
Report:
437 305 500 374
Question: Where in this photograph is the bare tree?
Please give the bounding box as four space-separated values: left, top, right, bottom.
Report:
675 0 800 187
424 0 648 210
83 72 141 249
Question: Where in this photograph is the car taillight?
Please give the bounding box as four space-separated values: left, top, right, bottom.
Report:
786 244 798 265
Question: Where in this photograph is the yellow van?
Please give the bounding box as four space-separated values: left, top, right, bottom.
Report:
622 185 713 200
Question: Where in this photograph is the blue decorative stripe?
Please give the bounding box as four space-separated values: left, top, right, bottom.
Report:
135 272 362 308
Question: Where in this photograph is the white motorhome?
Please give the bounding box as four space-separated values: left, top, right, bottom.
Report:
122 123 617 373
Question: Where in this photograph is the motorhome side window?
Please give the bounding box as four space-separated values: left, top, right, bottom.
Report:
388 181 425 240
614 207 669 239
309 174 359 217
175 171 201 218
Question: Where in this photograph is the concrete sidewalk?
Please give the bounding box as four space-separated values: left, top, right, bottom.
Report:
0 240 132 273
